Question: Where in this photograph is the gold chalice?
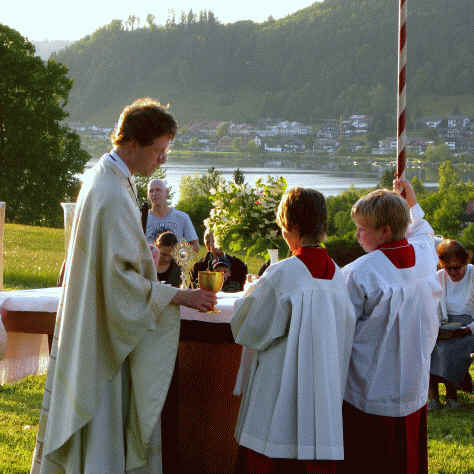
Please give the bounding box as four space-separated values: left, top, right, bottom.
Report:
198 271 224 313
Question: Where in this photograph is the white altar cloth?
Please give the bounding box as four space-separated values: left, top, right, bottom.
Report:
0 287 240 384
0 287 62 313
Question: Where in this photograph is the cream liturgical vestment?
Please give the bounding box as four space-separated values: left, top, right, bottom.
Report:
231 257 356 460
31 157 180 474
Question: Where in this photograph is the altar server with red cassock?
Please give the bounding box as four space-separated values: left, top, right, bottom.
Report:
341 179 441 474
231 187 356 474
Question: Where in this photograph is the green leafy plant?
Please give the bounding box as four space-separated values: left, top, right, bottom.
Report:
205 176 288 258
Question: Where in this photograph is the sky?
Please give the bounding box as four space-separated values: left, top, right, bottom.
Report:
2 1 317 42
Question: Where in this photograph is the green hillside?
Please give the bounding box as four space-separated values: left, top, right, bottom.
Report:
54 0 472 126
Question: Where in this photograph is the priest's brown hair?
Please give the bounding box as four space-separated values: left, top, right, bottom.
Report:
111 97 177 147
277 187 327 242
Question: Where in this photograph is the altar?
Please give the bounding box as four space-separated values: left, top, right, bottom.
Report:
0 287 243 473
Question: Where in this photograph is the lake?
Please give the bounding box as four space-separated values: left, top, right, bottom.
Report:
162 162 381 205
85 155 438 205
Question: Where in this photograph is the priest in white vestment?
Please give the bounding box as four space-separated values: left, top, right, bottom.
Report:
230 187 356 474
30 98 216 474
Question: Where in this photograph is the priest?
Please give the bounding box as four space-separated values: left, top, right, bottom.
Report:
30 98 216 474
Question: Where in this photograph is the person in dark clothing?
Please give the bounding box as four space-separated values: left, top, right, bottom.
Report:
190 229 247 290
211 256 242 293
257 260 270 277
155 231 182 287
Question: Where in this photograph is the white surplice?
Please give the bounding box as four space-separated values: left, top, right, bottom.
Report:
438 264 474 329
342 204 441 417
231 256 356 460
31 156 180 474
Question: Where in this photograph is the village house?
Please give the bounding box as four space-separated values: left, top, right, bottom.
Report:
313 138 339 153
372 137 397 155
228 122 255 136
274 121 312 136
317 120 339 139
281 137 306 152
348 141 366 153
264 143 283 152
216 136 234 152
407 137 434 155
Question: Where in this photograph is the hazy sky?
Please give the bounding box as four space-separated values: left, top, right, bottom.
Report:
2 1 318 41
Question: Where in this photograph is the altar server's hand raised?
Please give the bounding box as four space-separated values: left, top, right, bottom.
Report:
172 289 217 312
393 178 417 208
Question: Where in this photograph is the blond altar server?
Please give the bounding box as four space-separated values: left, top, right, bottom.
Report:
231 188 356 474
30 98 216 474
340 179 441 474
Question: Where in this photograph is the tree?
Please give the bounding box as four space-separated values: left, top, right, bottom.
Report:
207 10 218 25
438 160 460 192
188 137 200 149
418 161 474 239
187 9 196 26
459 224 474 250
422 127 440 143
166 9 177 28
378 168 396 189
410 176 425 196
425 144 452 163
175 168 224 241
233 168 245 185
216 122 230 139
126 15 137 30
246 140 259 154
146 14 156 30
232 137 243 152
0 25 90 226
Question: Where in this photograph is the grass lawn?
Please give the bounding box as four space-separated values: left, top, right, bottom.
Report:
3 224 65 290
1 223 473 472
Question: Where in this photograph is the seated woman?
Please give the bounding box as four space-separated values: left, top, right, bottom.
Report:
231 187 356 474
154 231 182 288
429 239 474 409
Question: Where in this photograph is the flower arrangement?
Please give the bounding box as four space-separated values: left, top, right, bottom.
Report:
205 176 288 258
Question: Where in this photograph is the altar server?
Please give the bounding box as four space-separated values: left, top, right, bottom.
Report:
231 187 356 473
341 179 441 474
31 98 215 474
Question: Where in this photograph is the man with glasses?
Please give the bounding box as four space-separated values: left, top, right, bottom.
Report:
31 98 216 474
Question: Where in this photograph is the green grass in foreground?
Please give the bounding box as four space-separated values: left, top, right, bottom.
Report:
0 376 44 473
0 371 472 473
1 224 472 472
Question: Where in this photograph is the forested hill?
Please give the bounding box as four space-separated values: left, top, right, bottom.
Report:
56 0 472 126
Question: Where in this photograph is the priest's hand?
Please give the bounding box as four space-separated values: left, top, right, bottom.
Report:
171 289 217 312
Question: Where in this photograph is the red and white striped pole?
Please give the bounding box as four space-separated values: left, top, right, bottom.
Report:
397 0 407 181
